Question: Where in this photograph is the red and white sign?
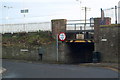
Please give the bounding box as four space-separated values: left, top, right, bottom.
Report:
58 32 66 41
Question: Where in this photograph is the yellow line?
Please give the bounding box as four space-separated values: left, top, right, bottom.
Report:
74 40 86 43
65 41 68 42
103 67 118 72
70 40 73 42
66 40 94 43
87 40 91 43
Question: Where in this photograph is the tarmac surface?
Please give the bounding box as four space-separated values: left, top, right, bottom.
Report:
2 59 119 78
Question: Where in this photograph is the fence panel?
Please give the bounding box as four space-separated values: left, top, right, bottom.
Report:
0 22 51 33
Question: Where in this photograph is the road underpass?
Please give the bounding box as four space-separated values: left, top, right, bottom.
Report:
65 40 94 63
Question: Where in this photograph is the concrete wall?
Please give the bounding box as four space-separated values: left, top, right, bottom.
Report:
95 25 120 63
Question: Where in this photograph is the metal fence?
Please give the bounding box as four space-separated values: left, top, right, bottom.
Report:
66 19 94 31
0 22 51 33
103 5 120 24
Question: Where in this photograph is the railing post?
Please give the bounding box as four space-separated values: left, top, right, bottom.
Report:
75 24 76 30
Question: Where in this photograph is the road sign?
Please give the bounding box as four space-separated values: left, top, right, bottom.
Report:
21 9 29 13
58 32 66 41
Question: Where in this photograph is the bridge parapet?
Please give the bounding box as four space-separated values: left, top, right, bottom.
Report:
51 19 94 40
66 19 94 40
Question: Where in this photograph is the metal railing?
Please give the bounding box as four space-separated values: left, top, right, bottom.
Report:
66 19 94 40
66 19 94 31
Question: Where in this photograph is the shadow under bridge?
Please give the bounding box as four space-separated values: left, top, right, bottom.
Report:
65 40 94 63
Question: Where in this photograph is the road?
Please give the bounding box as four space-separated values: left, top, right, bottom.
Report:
2 60 119 78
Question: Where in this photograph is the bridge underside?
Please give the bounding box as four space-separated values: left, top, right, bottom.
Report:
66 41 94 63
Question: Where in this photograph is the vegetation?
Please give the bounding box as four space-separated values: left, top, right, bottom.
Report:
2 30 55 47
100 24 120 27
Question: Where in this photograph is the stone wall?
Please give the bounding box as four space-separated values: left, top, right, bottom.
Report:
2 19 72 63
51 19 67 39
2 43 57 62
51 19 71 63
58 42 71 63
95 24 120 63
2 43 72 63
94 18 111 43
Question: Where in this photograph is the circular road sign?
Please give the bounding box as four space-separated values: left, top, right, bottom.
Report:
58 32 66 41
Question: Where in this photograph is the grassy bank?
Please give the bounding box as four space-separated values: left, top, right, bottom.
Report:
2 31 55 47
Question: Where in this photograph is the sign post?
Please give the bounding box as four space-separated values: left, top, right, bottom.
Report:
56 32 66 62
56 34 58 62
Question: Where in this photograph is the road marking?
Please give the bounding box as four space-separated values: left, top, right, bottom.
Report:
103 67 118 72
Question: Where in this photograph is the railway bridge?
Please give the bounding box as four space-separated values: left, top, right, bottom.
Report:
51 18 110 63
2 18 114 64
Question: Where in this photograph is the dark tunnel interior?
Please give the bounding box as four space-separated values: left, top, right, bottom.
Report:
66 42 94 63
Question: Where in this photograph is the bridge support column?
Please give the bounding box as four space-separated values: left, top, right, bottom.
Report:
51 19 69 63
94 17 111 52
51 19 67 39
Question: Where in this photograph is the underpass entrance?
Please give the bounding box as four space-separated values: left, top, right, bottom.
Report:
52 19 95 63
66 40 94 63
65 19 94 63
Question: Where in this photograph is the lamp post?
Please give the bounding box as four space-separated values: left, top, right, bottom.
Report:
76 0 82 20
3 6 13 33
82 7 91 31
82 7 90 38
115 6 117 24
4 6 13 23
82 7 91 39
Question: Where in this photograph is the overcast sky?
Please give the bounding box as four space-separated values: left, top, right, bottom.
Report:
0 0 119 24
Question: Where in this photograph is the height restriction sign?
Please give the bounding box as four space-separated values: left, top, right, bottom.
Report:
58 32 66 41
